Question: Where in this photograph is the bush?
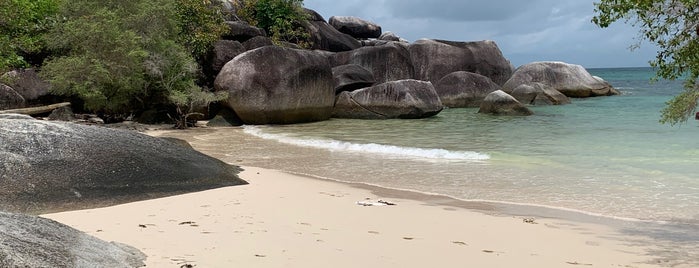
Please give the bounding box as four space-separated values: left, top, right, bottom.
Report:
236 0 311 47
0 0 61 72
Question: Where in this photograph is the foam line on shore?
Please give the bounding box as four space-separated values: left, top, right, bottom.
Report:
243 126 490 161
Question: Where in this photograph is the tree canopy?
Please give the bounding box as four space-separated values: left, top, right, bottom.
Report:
235 0 311 47
593 0 699 124
0 0 60 72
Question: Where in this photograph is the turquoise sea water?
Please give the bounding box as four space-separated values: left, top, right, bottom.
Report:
239 67 699 227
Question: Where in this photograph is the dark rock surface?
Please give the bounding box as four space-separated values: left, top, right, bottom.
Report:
0 118 246 214
332 64 376 94
434 71 501 108
214 46 335 124
1 69 52 104
0 211 146 268
206 107 244 127
510 83 571 105
223 21 266 42
242 36 274 51
502 61 619 98
305 10 361 52
379 31 401 42
333 79 443 119
47 106 76 121
0 84 25 110
211 40 246 73
409 39 513 85
332 42 414 83
328 16 382 39
478 90 533 116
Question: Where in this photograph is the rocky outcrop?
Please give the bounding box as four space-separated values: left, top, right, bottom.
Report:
305 9 361 52
214 46 335 124
478 90 533 116
333 79 443 119
1 69 52 105
379 31 400 42
211 40 246 73
223 21 266 42
434 71 501 108
502 62 619 98
510 83 570 105
329 16 382 39
0 211 146 268
332 64 376 94
409 39 513 85
242 36 274 51
332 42 414 83
0 84 25 110
0 118 246 213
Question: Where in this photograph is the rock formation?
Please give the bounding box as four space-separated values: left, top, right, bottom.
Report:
0 211 146 268
305 9 361 52
332 64 376 94
409 39 513 86
329 16 382 39
510 83 571 105
333 79 443 119
0 117 246 213
214 46 335 124
222 21 266 42
478 90 533 116
434 71 501 108
502 61 619 98
332 42 414 83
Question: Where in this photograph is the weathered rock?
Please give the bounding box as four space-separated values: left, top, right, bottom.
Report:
360 39 389 47
510 83 571 105
379 31 401 42
305 10 361 52
409 39 513 85
242 36 274 51
0 119 246 213
47 106 75 121
223 21 266 42
211 40 246 73
214 46 335 124
1 69 52 103
329 16 382 39
332 64 376 94
0 211 146 268
206 107 244 127
0 113 33 120
333 79 443 119
478 90 533 116
434 71 501 108
332 42 414 83
0 84 25 110
502 62 619 98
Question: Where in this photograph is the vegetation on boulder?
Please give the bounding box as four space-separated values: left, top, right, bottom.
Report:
235 0 312 47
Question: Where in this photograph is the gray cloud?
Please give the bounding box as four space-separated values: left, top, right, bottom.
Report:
303 0 658 68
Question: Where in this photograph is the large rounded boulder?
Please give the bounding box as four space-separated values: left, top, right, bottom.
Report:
0 118 246 213
502 62 619 98
332 64 376 94
210 40 245 74
0 211 146 267
1 84 25 110
222 21 266 42
478 90 533 116
434 71 501 108
409 39 513 85
333 79 443 119
329 16 382 39
332 42 414 83
214 46 335 124
305 9 361 52
510 83 571 105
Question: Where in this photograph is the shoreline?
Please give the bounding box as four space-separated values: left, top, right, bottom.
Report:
38 126 696 267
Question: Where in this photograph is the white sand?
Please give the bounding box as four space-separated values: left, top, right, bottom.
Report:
44 166 665 268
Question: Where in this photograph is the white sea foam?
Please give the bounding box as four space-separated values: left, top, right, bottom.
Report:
243 126 490 161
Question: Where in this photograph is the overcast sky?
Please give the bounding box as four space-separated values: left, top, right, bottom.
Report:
304 0 658 68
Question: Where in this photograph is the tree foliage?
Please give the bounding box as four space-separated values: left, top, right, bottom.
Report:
0 0 60 72
236 0 311 47
593 0 699 124
39 0 227 124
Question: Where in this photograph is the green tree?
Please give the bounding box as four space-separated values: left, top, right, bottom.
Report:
0 0 61 72
593 0 699 124
236 0 311 47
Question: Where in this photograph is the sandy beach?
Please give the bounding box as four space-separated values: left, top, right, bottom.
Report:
44 163 669 268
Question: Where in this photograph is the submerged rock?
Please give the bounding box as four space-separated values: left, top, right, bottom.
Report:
478 90 533 116
0 211 146 268
0 118 246 213
510 83 571 105
502 61 619 98
215 46 335 124
333 79 443 119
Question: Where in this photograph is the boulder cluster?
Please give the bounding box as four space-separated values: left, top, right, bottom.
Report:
207 9 619 124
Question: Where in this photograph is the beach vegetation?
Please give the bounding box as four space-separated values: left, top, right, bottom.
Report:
235 0 312 47
593 0 699 125
0 0 61 72
37 0 227 126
